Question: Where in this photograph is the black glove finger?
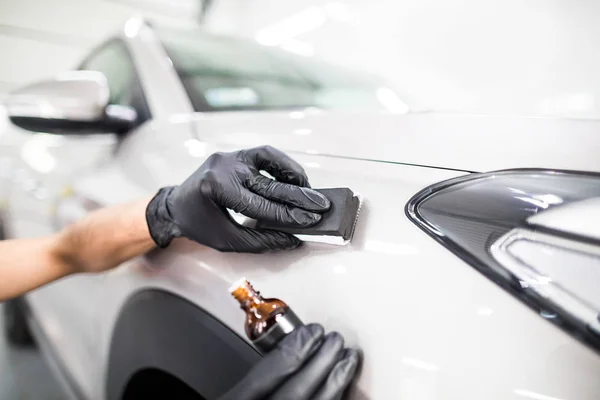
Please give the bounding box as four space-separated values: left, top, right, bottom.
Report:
246 175 330 212
312 348 361 400
224 226 301 253
269 332 345 400
243 145 310 187
223 189 322 227
219 324 325 400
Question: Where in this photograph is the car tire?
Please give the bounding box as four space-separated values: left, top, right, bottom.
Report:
3 298 34 346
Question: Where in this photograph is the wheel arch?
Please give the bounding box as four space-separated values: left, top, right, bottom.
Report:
106 289 261 400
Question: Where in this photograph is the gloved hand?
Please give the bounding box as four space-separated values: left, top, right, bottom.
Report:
219 324 361 400
146 146 331 252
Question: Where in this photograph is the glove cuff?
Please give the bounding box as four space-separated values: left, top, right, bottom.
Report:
146 186 181 248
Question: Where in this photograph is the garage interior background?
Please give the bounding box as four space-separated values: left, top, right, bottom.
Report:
2 0 600 119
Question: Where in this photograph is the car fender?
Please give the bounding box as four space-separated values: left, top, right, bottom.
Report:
106 289 261 400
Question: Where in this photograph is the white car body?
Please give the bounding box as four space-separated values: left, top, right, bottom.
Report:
1 19 599 400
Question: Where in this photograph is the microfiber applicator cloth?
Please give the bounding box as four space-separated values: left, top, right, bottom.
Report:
257 187 361 242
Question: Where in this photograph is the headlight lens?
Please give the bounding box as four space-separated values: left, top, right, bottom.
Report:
406 169 600 352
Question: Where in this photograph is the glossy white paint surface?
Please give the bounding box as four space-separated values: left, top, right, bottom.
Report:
0 20 599 400
189 110 600 173
122 19 195 118
94 147 600 400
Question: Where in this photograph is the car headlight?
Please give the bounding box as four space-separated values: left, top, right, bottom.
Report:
406 169 600 352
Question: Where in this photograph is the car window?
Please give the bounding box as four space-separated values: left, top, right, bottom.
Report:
79 40 150 124
156 27 407 113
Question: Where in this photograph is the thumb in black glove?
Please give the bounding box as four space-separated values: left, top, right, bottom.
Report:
146 146 331 253
219 324 361 400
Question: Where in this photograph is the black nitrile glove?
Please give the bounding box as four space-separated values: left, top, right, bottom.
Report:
219 324 361 400
146 146 331 252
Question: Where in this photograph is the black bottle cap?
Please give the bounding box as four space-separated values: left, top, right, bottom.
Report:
252 309 304 353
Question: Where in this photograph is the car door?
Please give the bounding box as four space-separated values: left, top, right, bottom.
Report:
7 39 151 395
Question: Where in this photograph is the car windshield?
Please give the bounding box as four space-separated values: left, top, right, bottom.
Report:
157 27 407 113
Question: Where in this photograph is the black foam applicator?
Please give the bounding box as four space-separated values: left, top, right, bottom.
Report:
257 187 362 244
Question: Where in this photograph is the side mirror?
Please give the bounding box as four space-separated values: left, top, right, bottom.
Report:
4 71 137 135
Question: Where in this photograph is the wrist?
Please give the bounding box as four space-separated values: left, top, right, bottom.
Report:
146 186 181 248
47 232 81 276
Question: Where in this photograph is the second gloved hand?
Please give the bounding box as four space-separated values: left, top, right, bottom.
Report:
146 146 331 253
219 324 361 400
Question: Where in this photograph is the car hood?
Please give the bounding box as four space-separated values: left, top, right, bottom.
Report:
189 111 600 173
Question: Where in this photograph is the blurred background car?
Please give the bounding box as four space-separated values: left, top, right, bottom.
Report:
1 1 600 400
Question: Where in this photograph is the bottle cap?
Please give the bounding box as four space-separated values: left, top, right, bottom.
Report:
252 309 303 353
228 277 249 294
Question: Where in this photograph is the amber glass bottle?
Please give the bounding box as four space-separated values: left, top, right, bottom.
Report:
230 278 303 352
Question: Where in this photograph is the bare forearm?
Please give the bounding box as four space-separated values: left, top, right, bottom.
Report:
0 236 67 301
52 198 154 274
0 198 154 301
